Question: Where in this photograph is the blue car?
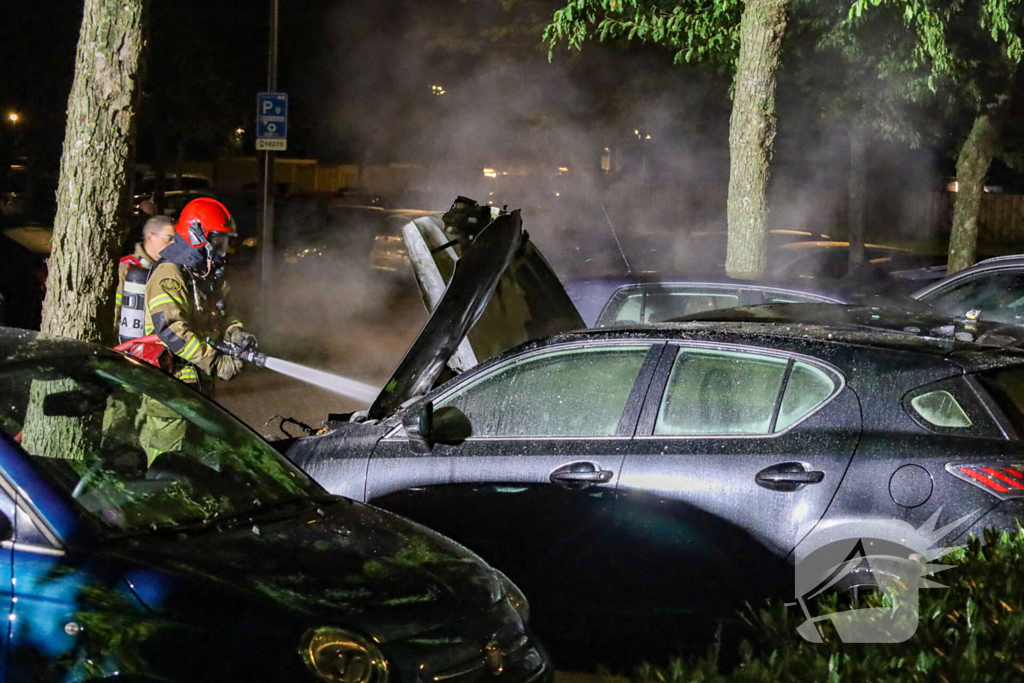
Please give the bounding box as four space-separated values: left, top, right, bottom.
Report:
0 329 546 683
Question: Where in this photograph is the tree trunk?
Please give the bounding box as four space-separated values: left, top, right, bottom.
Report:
40 0 147 343
847 125 867 272
724 0 788 279
948 113 1000 274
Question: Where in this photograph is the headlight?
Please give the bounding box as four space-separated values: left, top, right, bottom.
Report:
299 627 389 683
495 570 530 623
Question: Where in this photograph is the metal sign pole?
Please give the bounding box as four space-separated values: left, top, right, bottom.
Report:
260 0 280 330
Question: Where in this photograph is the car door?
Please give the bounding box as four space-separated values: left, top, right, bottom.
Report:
0 485 13 683
366 341 663 620
615 342 861 618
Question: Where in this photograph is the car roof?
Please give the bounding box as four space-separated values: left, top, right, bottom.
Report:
962 254 1024 269
0 328 119 365
605 278 844 302
911 254 1024 299
498 304 1024 364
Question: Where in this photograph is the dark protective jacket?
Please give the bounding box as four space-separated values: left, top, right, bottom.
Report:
143 260 218 384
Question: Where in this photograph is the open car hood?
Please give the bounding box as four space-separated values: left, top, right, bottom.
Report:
367 202 583 420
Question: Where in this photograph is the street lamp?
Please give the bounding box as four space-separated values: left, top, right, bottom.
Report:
7 112 19 124
235 127 244 136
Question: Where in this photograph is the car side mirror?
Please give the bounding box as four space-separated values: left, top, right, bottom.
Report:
402 400 472 454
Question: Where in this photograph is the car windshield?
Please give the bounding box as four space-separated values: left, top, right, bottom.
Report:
0 355 325 536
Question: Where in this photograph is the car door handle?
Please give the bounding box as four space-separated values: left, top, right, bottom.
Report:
756 462 824 492
550 462 615 488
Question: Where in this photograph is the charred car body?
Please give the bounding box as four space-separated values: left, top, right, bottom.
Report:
285 199 1024 658
0 329 547 683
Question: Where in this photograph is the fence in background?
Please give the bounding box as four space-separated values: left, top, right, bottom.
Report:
900 191 1024 244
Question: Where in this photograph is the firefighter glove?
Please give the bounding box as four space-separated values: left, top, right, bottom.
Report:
215 353 244 381
224 322 257 351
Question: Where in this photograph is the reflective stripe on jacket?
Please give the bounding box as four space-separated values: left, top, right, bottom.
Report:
143 261 218 382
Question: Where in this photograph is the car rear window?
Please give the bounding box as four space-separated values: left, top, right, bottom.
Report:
600 287 741 325
978 366 1024 436
763 292 834 305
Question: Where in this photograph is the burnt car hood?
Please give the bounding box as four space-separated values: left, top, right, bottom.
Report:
114 498 504 643
368 207 583 419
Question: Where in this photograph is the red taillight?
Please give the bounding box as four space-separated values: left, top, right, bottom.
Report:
947 462 1024 499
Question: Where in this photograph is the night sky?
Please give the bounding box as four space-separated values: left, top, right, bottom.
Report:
1 0 738 170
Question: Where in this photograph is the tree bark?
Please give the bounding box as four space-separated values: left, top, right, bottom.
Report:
847 125 867 272
724 0 788 279
948 113 1000 274
41 0 147 343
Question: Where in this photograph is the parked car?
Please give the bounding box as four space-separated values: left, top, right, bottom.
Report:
0 224 51 330
0 328 547 683
565 238 935 325
592 279 842 326
913 254 1024 325
284 207 1024 662
333 187 384 208
588 273 948 327
134 172 213 198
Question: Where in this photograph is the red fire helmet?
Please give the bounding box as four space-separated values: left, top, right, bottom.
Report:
175 197 232 245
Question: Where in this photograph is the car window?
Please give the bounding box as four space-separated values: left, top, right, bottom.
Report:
655 351 836 436
655 349 789 435
763 292 832 305
437 346 650 437
910 390 972 428
600 287 741 325
923 271 1024 325
978 366 1024 436
776 362 836 430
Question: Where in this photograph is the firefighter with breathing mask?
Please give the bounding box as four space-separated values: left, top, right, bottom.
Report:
139 197 255 460
115 215 175 343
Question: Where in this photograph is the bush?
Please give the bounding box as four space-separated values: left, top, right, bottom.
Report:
632 527 1024 683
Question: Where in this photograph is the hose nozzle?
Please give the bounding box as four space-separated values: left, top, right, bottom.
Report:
214 341 267 367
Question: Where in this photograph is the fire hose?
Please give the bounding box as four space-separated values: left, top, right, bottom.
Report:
116 334 378 403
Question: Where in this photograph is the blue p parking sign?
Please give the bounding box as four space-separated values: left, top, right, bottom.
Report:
256 92 288 150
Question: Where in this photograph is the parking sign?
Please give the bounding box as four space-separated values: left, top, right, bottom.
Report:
256 92 288 150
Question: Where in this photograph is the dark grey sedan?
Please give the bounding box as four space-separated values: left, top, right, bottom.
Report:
284 204 1024 662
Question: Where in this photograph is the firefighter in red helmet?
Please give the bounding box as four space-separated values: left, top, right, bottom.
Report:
139 197 255 460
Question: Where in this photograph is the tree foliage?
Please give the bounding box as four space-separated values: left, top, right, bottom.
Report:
630 526 1024 682
834 0 1024 104
543 0 743 67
